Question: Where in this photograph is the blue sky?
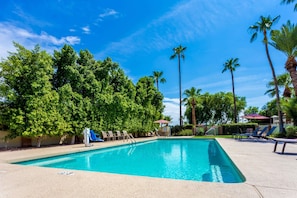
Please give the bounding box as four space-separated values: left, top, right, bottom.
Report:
0 0 296 125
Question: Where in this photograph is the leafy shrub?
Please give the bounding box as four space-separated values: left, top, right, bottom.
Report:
171 125 183 135
179 129 193 136
285 126 297 138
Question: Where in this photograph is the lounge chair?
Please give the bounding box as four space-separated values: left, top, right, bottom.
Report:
272 138 297 154
258 126 277 139
89 130 104 142
251 126 276 139
101 131 110 141
116 130 123 140
236 127 261 140
122 130 129 141
108 131 115 141
249 126 268 138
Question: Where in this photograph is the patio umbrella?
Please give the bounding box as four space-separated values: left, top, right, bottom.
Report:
153 119 170 124
154 119 170 128
242 114 270 120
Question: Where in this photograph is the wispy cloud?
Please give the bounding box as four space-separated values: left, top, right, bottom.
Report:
0 22 80 58
82 26 91 34
96 0 258 59
98 8 119 21
12 5 51 27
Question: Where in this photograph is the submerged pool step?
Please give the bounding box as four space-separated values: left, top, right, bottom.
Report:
211 165 223 183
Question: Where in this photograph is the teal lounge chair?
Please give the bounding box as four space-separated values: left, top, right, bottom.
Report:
250 126 276 139
89 130 104 142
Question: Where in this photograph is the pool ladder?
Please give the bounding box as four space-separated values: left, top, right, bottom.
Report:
127 133 136 144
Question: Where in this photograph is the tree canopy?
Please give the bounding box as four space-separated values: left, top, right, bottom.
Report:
0 43 164 146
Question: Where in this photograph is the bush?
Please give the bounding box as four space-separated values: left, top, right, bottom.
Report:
178 129 193 136
221 123 258 135
171 125 183 135
285 126 297 138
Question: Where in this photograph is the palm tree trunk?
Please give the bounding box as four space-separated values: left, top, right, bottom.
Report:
265 43 285 133
285 56 297 96
231 71 237 123
191 101 196 135
178 54 182 127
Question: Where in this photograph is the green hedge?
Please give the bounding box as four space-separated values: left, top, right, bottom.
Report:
221 123 258 135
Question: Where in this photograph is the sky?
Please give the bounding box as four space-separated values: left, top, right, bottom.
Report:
0 0 296 125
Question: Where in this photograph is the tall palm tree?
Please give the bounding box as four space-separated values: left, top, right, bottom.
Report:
170 45 187 126
183 87 201 135
222 58 240 123
270 20 297 96
151 71 166 90
249 15 285 133
281 0 297 11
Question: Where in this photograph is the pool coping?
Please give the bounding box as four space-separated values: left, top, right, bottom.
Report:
1 137 297 198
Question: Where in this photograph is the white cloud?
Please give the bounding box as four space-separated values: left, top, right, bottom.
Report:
96 0 256 58
82 26 91 34
163 97 187 126
0 22 80 59
98 8 119 20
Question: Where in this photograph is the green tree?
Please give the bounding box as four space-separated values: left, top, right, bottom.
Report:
183 87 201 135
281 0 297 11
244 106 259 115
151 71 166 90
249 15 285 133
270 21 297 96
0 43 67 147
170 45 186 126
52 44 78 90
222 58 240 123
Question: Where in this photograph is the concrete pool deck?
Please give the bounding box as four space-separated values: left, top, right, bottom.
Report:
0 137 296 198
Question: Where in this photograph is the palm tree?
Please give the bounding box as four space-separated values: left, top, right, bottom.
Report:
270 21 297 96
183 87 201 135
151 71 166 90
265 73 293 98
249 15 285 133
222 58 240 123
281 0 297 11
170 44 187 126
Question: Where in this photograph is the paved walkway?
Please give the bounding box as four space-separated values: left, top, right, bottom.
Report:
0 137 296 198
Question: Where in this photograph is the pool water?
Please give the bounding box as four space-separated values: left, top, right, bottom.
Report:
16 139 245 183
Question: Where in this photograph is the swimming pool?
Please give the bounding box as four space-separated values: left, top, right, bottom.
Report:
16 139 245 183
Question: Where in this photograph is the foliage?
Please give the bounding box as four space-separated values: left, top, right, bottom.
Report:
259 99 278 116
150 71 166 90
285 125 297 138
221 123 258 135
281 0 297 11
244 106 259 115
183 87 201 134
184 91 246 125
171 125 183 136
270 20 297 97
0 43 164 146
281 97 297 125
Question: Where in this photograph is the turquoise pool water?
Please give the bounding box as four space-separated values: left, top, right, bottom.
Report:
16 139 245 183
